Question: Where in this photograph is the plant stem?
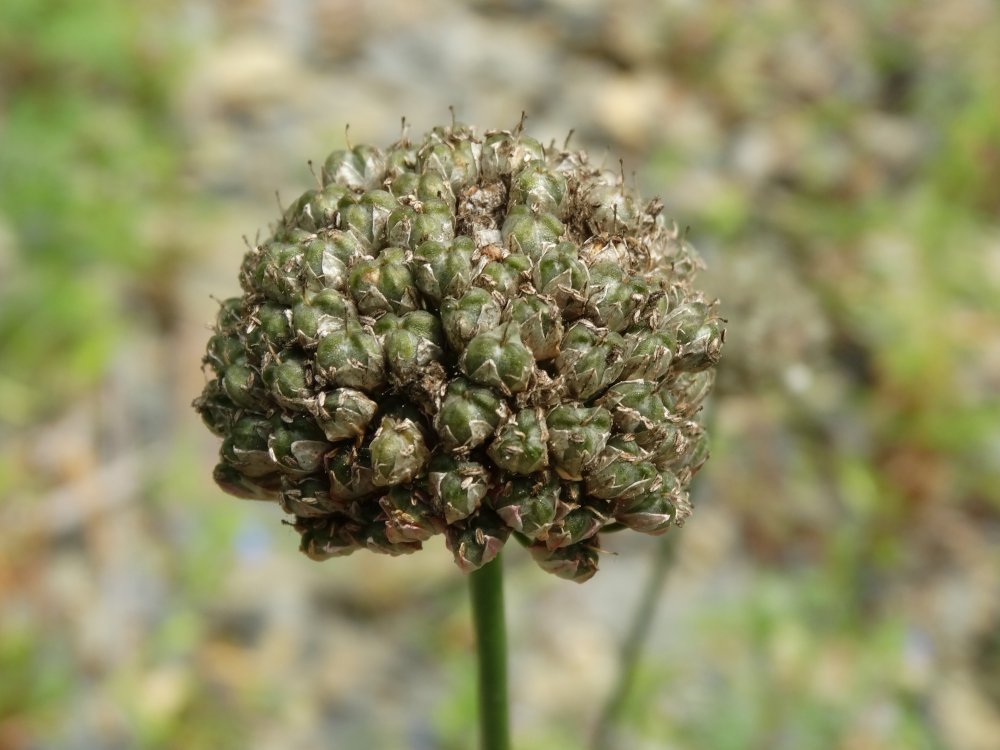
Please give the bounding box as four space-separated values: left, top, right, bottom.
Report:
469 552 510 750
591 534 678 750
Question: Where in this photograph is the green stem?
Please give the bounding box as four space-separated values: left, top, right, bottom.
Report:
590 534 678 750
469 552 510 750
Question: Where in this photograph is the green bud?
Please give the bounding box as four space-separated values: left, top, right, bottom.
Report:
488 407 549 475
311 230 371 270
614 471 679 534
597 380 671 449
291 289 356 345
587 262 648 332
555 321 626 400
221 415 278 478
299 516 363 560
205 332 246 375
426 455 489 524
492 472 560 541
222 363 269 411
194 378 236 437
301 238 348 292
387 199 455 248
369 416 431 487
338 190 398 249
412 237 475 305
445 512 510 572
322 144 386 191
501 205 564 260
580 179 637 234
620 330 675 382
416 172 457 207
307 184 350 230
268 415 330 475
380 487 444 543
475 253 532 297
509 163 567 214
480 132 544 181
384 310 445 385
261 353 311 409
460 322 535 395
244 302 293 351
441 288 503 351
314 321 386 392
310 387 378 442
585 436 658 501
281 188 318 231
504 294 563 360
655 419 709 476
435 378 509 452
245 241 303 305
529 539 600 583
421 138 480 190
327 444 378 501
279 475 338 517
384 144 418 178
213 463 281 501
387 171 420 198
545 506 607 550
675 318 725 372
671 370 716 417
348 247 419 317
545 404 613 481
215 297 243 333
533 243 590 317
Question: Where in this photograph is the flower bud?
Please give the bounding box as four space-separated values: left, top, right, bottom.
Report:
426 455 489 524
310 387 378 442
503 293 563 360
383 310 445 385
441 288 503 351
435 378 509 452
280 475 338 517
509 163 567 214
314 320 386 392
412 237 475 305
460 322 535 395
380 487 444 543
446 512 510 572
533 243 590 317
501 205 564 260
322 144 386 191
369 416 431 487
545 404 613 480
491 472 561 541
487 408 549 475
545 506 607 550
268 415 330 476
530 539 600 583
585 436 658 501
555 322 626 400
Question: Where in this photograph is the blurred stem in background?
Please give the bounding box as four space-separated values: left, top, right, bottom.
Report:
590 533 678 750
469 553 510 750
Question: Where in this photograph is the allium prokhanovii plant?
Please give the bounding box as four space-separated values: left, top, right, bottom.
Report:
194 119 723 748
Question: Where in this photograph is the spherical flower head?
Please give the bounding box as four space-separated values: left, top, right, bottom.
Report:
193 120 724 582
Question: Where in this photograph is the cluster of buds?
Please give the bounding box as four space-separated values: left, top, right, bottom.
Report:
195 119 723 582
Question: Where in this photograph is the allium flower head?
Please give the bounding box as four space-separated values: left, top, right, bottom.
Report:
194 119 723 582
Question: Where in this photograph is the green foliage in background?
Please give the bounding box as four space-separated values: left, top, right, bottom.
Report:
0 0 182 426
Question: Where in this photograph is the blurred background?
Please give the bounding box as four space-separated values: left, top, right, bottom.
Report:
2 0 999 748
